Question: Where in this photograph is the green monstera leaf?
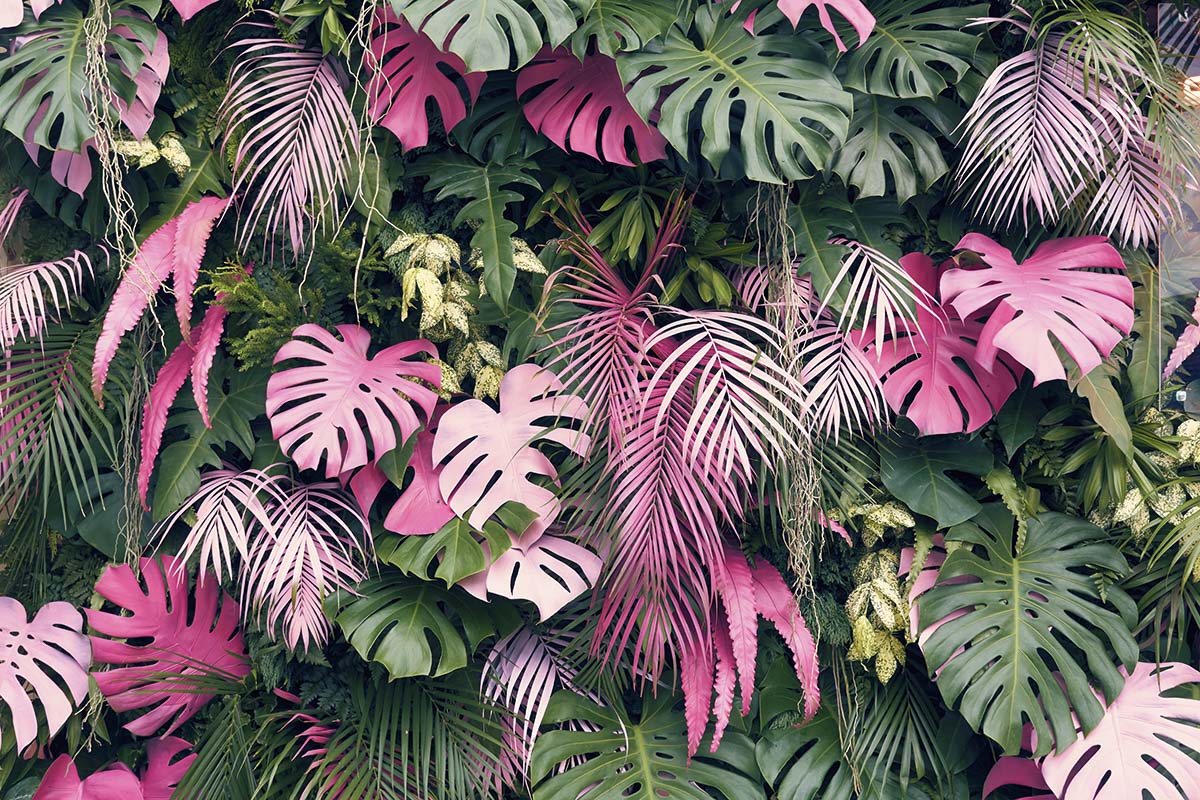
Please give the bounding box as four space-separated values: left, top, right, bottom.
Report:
619 6 852 183
879 435 993 528
326 570 516 679
918 506 1139 756
531 690 765 800
757 711 853 800
568 0 676 58
392 0 577 71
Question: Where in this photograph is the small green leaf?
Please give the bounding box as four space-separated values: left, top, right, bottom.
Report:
377 516 512 587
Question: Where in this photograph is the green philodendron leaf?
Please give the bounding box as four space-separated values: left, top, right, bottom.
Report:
326 571 514 679
568 0 676 58
377 516 512 587
531 691 765 800
879 435 992 528
757 711 853 800
390 0 577 71
838 0 988 99
919 506 1138 757
1069 363 1133 458
411 154 541 312
993 379 1045 461
618 6 852 183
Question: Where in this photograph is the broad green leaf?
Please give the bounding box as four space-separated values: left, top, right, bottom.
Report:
411 154 541 312
568 0 676 58
1069 363 1133 458
618 6 852 183
993 380 1045 460
376 516 512 587
1128 261 1171 407
879 435 992 528
921 506 1138 756
326 571 513 678
757 682 852 800
839 0 987 99
832 94 953 203
391 0 577 71
531 690 765 800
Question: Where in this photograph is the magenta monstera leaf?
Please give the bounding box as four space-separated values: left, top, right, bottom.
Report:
33 737 193 800
0 598 91 752
87 554 249 736
432 363 590 529
940 234 1134 385
349 428 455 535
267 324 440 478
92 195 231 400
516 48 667 167
861 253 1022 435
983 757 1056 800
365 9 486 150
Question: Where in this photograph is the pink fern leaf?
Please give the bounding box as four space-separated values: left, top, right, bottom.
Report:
365 9 486 150
516 48 666 166
1164 290 1200 380
87 554 250 736
0 598 91 752
91 195 230 400
679 637 715 757
941 233 1133 384
752 561 819 719
983 757 1057 799
137 304 227 507
1040 662 1200 800
33 756 142 800
267 324 439 478
860 253 1022 435
714 542 757 717
432 363 590 529
348 428 455 535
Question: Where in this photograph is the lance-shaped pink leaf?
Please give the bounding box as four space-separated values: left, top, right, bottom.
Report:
1164 290 1200 380
348 429 455 535
1040 661 1200 800
983 757 1056 799
33 756 142 800
365 9 485 150
752 561 819 719
709 615 737 753
861 253 1022 435
714 542 758 717
0 598 91 752
433 363 590 529
266 324 440 478
679 637 715 757
516 48 666 167
137 304 227 506
168 0 221 22
87 554 250 736
92 195 230 399
940 234 1134 385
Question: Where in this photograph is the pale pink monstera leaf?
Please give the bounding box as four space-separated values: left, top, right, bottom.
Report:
0 0 21 27
983 757 1056 799
167 0 220 22
87 554 249 736
92 196 231 399
940 234 1134 385
348 428 455 535
742 0 874 50
516 48 667 167
267 324 440 478
1040 661 1200 800
137 304 227 506
33 756 142 800
432 363 590 529
112 24 170 142
29 0 63 19
365 9 486 150
0 598 91 752
861 253 1022 435
1164 290 1200 380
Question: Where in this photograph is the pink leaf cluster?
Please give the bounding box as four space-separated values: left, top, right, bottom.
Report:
349 428 455 536
87 554 250 736
0 597 91 752
365 9 486 150
34 737 193 800
92 196 231 400
516 48 667 167
739 0 874 50
1164 290 1200 380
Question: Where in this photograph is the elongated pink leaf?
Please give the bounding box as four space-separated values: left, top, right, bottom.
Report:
33 756 142 800
0 598 91 752
714 543 757 717
1164 290 1200 380
680 637 715 757
983 757 1057 799
752 561 819 719
941 234 1133 384
433 363 590 529
777 0 874 50
87 554 249 736
709 616 737 753
365 9 485 150
517 48 666 167
92 195 230 400
267 324 439 478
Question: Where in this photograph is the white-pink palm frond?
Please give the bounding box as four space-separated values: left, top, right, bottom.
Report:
799 318 884 441
821 238 934 350
1088 120 1175 249
219 35 360 257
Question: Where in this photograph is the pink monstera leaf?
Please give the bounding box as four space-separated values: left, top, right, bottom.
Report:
137 303 228 506
861 253 1022 435
365 9 486 150
87 554 250 736
111 24 170 142
92 196 231 400
1040 661 1200 800
0 598 91 752
266 324 440 478
348 428 455 535
33 757 142 800
432 363 590 529
983 757 1057 800
140 736 196 800
0 0 21 27
940 234 1134 385
516 48 667 167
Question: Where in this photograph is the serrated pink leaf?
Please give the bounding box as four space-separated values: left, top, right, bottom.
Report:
776 0 874 50
752 561 819 719
1164 291 1200 380
517 48 666 167
33 756 142 800
983 757 1056 799
679 637 714 757
709 613 737 753
433 363 590 529
141 737 195 800
714 543 757 716
267 324 439 478
92 196 230 400
87 554 249 736
365 9 485 150
0 598 91 752
861 253 1022 435
941 234 1133 384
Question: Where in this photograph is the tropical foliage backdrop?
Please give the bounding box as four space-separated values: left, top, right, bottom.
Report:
0 0 1199 797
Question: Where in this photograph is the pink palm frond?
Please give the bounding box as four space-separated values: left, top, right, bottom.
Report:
821 238 934 351
799 318 884 440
